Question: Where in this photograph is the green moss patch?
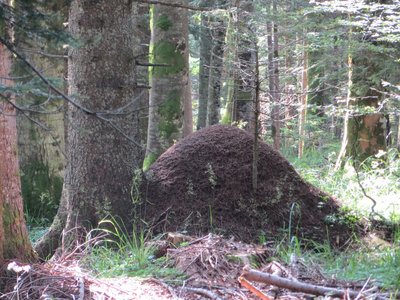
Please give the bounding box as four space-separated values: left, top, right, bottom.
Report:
151 40 185 77
158 89 182 138
143 153 159 171
156 14 172 31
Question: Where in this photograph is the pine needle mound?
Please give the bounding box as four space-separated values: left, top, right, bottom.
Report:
139 124 357 245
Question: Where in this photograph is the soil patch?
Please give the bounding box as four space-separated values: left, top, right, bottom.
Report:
138 125 360 246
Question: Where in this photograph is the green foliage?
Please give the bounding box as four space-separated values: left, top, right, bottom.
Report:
82 217 185 280
28 227 48 243
156 14 172 31
322 245 400 290
1 0 71 48
284 146 400 221
205 162 217 189
21 158 63 224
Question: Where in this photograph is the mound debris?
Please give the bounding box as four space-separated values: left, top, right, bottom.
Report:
137 124 358 245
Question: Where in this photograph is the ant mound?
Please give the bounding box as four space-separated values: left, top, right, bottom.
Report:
138 125 358 245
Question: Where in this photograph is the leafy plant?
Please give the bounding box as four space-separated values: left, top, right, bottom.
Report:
82 217 184 280
205 162 217 189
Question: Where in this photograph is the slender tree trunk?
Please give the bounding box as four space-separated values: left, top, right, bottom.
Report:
268 15 281 151
0 7 37 264
272 18 281 151
221 4 237 126
206 14 226 125
284 37 294 147
144 0 193 169
252 47 260 191
135 3 151 146
397 116 400 152
232 0 254 132
335 51 352 170
35 0 143 258
197 0 213 130
298 41 308 158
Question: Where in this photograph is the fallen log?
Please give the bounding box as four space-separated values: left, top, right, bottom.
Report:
241 269 363 298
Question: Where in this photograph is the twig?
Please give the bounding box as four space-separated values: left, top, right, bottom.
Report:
183 287 225 300
352 161 385 219
132 0 211 11
146 278 180 299
238 276 271 300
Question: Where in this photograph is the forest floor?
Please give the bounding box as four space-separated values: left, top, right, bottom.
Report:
3 231 396 300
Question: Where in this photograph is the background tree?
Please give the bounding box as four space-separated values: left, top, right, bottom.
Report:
144 0 193 169
230 0 256 132
196 0 213 130
0 0 37 265
206 0 227 126
12 1 68 223
34 0 144 258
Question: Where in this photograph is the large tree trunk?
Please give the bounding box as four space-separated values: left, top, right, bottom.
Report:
337 37 387 166
144 0 193 169
0 15 37 265
34 0 143 259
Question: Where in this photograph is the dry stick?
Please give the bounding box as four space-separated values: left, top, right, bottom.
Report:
241 269 366 298
352 161 385 219
132 0 211 11
269 262 283 298
146 278 180 300
183 287 225 300
238 276 271 300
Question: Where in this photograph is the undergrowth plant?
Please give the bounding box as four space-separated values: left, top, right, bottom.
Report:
278 146 400 292
284 146 400 222
81 217 184 280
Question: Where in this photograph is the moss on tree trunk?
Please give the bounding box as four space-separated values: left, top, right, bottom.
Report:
144 1 192 169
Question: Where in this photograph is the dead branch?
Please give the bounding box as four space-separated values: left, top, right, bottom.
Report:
132 0 211 11
241 268 365 298
183 287 225 300
352 161 385 220
238 276 271 300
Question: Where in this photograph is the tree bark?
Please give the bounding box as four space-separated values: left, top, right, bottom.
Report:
34 0 143 259
206 12 226 126
0 6 37 264
267 14 281 151
272 16 281 151
231 0 255 132
221 5 238 126
144 0 193 169
298 41 308 158
197 0 213 130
